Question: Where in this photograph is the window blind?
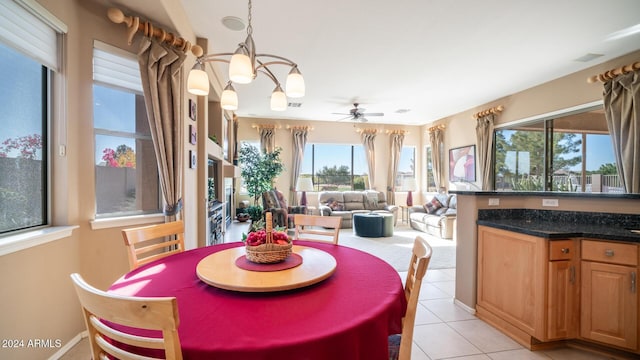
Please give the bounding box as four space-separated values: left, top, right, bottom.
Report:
93 41 143 93
0 0 66 71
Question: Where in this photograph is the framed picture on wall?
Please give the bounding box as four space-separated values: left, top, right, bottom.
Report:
449 145 476 182
189 150 197 169
189 99 197 121
189 124 197 145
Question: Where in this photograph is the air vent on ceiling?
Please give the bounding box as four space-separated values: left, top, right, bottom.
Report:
574 53 604 62
395 109 411 114
288 102 302 108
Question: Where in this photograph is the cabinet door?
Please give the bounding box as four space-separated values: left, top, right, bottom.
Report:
547 260 577 340
581 261 638 350
477 226 547 338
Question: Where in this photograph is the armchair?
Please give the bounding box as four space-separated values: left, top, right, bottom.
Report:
261 189 306 229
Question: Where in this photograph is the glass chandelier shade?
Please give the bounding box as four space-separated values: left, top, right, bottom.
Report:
229 46 253 84
220 82 238 110
285 67 305 98
187 63 209 96
270 84 287 111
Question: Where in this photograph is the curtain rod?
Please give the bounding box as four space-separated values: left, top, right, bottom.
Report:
587 60 640 83
428 124 445 132
356 128 378 134
473 105 504 119
251 124 280 130
107 8 203 57
286 125 313 131
386 129 409 135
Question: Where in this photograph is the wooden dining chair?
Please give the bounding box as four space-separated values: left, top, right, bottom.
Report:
293 214 342 244
69 273 183 360
388 236 432 360
122 220 185 270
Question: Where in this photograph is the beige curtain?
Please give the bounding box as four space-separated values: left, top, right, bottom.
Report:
137 37 186 219
289 128 309 206
387 132 405 205
429 128 444 190
603 71 640 193
361 131 377 189
476 114 495 190
260 128 275 153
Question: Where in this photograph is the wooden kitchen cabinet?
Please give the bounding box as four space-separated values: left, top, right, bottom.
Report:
580 239 638 351
476 226 577 346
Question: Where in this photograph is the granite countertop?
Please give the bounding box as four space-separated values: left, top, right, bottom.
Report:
477 209 640 243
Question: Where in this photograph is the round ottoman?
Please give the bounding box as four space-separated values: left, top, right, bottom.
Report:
353 213 394 238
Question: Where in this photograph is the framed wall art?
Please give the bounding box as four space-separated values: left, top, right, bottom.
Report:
189 99 197 121
449 145 476 182
189 150 197 169
189 124 197 145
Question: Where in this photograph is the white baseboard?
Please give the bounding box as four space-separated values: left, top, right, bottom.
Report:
48 331 87 360
454 298 476 315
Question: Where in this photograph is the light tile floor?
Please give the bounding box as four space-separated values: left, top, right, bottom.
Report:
400 267 618 360
62 224 620 360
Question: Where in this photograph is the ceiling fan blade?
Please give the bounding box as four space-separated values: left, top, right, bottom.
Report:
362 112 384 116
337 115 354 121
359 117 369 122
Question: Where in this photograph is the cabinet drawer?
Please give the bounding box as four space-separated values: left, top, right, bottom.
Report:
549 240 575 261
581 240 638 266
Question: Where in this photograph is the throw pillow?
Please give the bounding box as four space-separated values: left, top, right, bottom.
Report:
326 198 343 211
366 192 379 209
423 197 442 214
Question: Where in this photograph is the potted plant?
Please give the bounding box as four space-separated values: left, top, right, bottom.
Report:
238 143 285 205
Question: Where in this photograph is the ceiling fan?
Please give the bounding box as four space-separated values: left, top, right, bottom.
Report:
332 103 384 122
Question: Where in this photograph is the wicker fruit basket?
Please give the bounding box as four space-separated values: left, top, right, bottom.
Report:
245 212 292 264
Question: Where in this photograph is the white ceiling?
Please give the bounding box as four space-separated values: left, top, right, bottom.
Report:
177 1 639 125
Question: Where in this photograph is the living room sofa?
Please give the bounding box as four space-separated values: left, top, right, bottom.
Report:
408 193 457 239
318 190 398 228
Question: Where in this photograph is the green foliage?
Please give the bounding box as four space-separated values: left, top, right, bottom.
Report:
207 178 216 203
239 144 285 205
596 163 618 175
353 176 366 190
511 176 544 191
246 205 264 222
316 165 351 185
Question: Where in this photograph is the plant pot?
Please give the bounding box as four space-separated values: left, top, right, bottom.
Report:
236 213 250 222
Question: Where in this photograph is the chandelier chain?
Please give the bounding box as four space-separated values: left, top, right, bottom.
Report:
247 0 253 36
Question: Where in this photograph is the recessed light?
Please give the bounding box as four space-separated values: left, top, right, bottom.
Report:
221 16 245 31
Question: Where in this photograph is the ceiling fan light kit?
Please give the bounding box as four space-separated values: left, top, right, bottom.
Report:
187 0 305 111
332 103 384 122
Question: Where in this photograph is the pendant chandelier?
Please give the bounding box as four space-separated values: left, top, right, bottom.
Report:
187 0 305 111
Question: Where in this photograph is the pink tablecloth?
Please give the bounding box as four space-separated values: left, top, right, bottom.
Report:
109 240 407 360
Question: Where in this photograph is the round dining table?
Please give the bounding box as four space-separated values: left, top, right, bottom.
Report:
109 240 407 360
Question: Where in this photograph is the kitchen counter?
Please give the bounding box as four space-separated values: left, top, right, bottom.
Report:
477 209 640 242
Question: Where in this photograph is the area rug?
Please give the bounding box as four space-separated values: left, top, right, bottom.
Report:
338 225 456 272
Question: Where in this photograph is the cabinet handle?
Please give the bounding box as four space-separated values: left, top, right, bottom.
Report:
561 248 570 254
569 265 575 284
632 271 637 293
604 249 615 257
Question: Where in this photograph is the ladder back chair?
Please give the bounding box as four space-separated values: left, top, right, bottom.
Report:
389 236 432 360
70 273 183 360
293 214 342 244
122 220 185 270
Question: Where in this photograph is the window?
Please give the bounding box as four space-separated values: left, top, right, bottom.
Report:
396 146 415 190
425 146 436 192
93 43 160 217
0 1 66 235
0 43 48 234
494 107 618 192
300 144 368 191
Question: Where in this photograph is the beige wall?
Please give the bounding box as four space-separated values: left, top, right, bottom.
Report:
1 0 638 358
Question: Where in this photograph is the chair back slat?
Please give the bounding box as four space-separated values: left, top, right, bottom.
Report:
122 220 185 270
293 215 341 244
395 236 432 360
70 273 183 360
